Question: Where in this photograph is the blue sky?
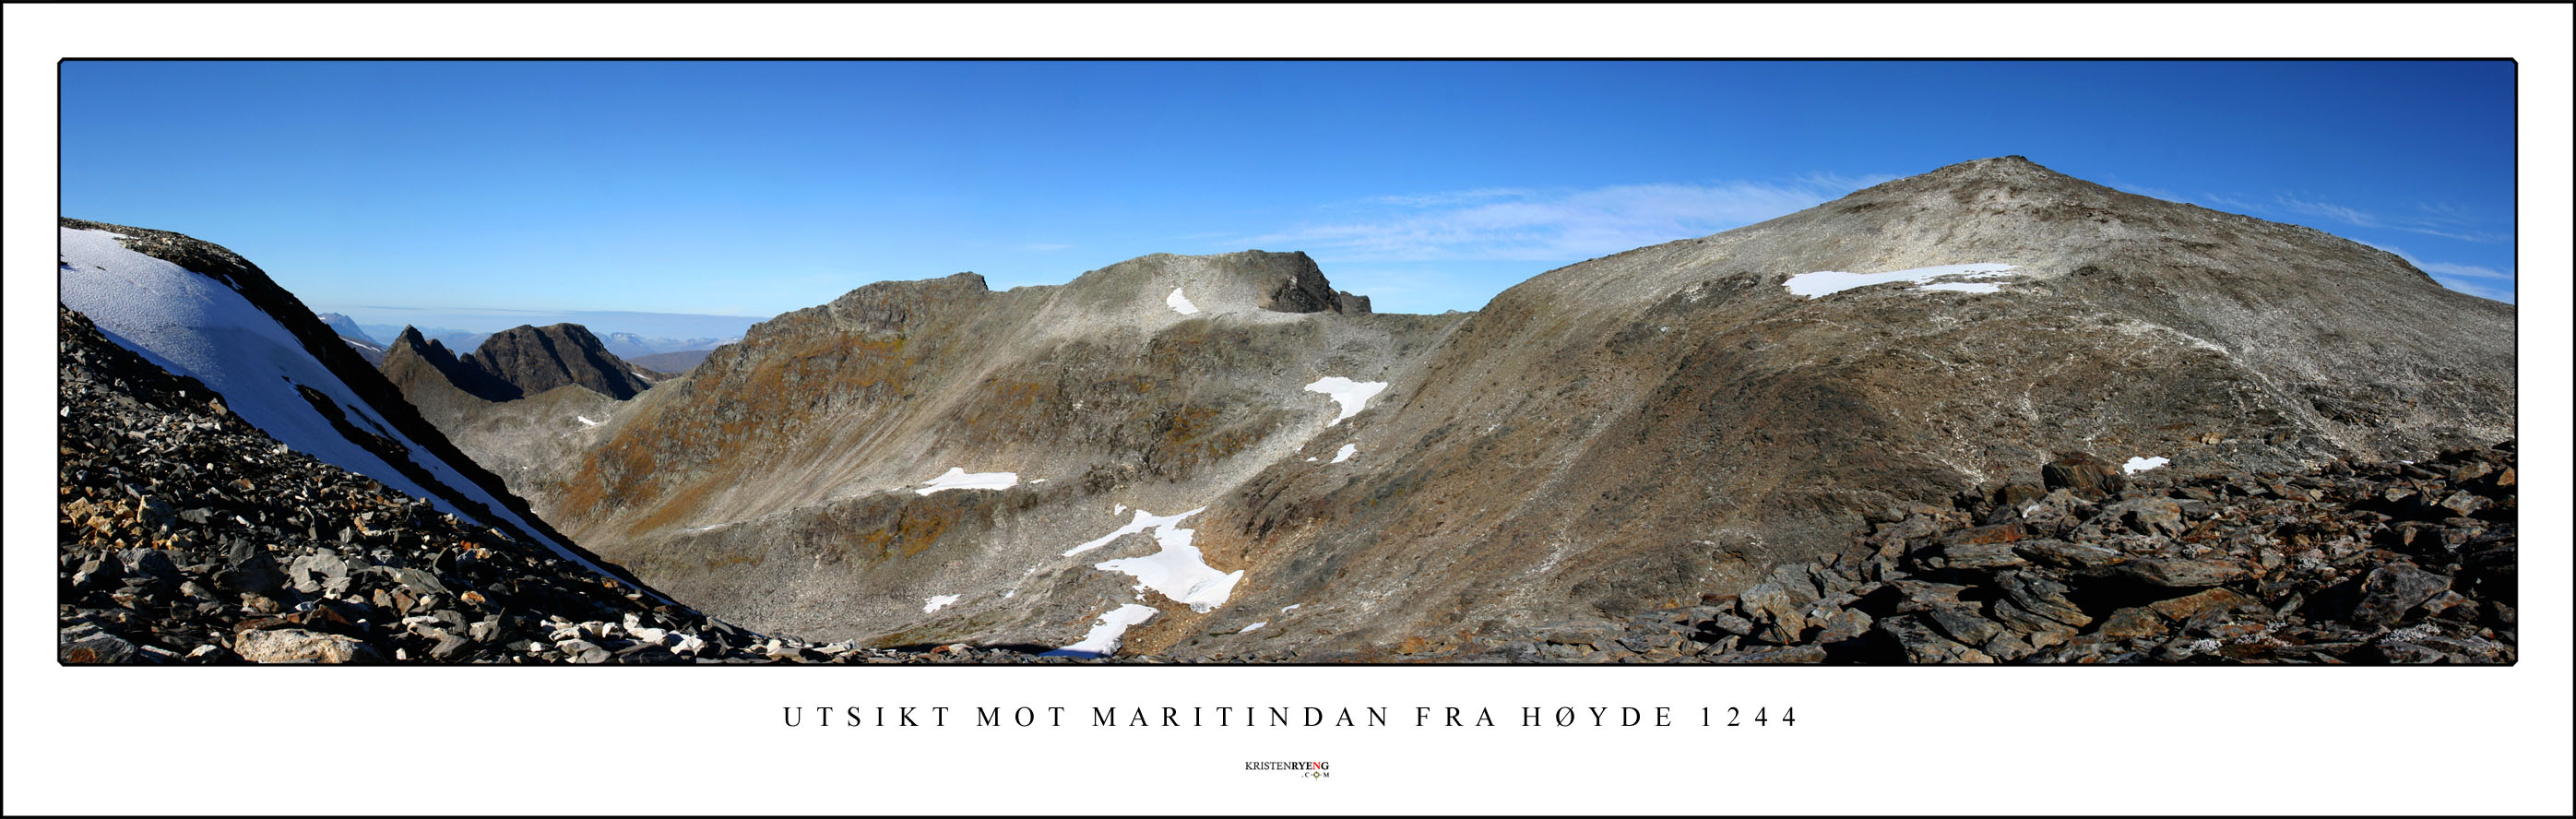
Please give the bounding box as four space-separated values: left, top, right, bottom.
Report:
59 60 2520 325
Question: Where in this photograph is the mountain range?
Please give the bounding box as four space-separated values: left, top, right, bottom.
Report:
56 157 2517 662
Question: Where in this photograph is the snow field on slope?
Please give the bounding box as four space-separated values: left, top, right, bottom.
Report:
916 467 1020 494
1330 443 1358 463
1784 263 2020 298
1062 506 1241 613
57 229 654 600
2123 456 2170 474
922 594 962 613
1304 376 1389 425
1040 603 1159 658
1166 287 1200 315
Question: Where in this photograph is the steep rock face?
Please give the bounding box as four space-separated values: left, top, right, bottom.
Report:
382 326 518 408
532 254 1462 649
1184 156 2512 657
460 324 653 400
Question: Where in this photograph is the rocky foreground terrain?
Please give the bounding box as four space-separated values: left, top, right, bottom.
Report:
1423 446 2518 663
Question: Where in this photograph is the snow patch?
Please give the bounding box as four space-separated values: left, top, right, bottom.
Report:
1304 376 1389 425
922 594 961 613
1330 443 1357 463
916 467 1019 494
1064 507 1201 557
576 415 600 428
1784 263 2020 299
1068 506 1241 612
1166 288 1200 315
1040 603 1159 658
1237 622 1267 634
2122 456 2170 475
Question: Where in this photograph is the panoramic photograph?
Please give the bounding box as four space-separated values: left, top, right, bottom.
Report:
53 59 2520 666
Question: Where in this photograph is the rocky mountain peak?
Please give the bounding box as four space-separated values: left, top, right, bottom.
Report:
1059 249 1371 320
458 323 652 401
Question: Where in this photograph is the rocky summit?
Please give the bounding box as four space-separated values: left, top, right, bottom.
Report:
59 157 2517 662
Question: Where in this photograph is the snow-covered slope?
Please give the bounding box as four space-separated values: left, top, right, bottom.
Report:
56 221 656 601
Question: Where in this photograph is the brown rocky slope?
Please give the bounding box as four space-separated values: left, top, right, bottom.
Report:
1185 156 2511 658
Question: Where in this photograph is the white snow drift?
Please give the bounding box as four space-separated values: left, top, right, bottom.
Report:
1304 376 1389 425
2122 456 2170 474
922 594 962 613
915 467 1020 494
1784 263 2021 299
1041 603 1160 658
1166 287 1200 315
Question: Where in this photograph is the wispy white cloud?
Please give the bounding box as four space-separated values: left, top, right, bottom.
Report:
2416 260 2514 280
2272 196 2510 243
1235 174 1895 263
2351 241 2516 303
1368 188 1535 208
2095 173 2183 203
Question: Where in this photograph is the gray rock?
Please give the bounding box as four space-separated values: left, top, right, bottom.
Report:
2095 607 2166 639
2351 564 2451 627
557 639 612 663
1530 622 1621 648
60 625 139 664
1923 604 2003 647
2115 557 2249 588
1813 608 1874 643
1887 580 1970 612
1937 540 2030 571
233 628 381 663
2012 539 2128 568
1878 614 1996 663
1998 571 2092 627
1988 599 2078 647
2100 498 2185 536
1709 645 1826 664
2042 454 2126 501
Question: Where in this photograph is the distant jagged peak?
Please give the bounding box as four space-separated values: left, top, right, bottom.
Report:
315 311 379 347
461 322 652 401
